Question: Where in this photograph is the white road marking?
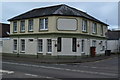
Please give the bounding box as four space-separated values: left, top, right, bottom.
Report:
0 69 14 74
3 61 118 76
24 73 61 80
25 73 38 77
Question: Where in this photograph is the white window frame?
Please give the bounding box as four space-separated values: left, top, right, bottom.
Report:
100 41 104 51
92 40 96 47
39 18 48 30
81 40 84 53
21 39 25 52
13 21 17 32
28 19 33 31
38 39 43 53
82 19 87 32
13 39 17 51
47 39 52 53
92 23 97 34
100 25 103 36
20 20 25 32
0 41 3 47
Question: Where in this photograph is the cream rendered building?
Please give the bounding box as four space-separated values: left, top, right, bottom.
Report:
7 4 108 56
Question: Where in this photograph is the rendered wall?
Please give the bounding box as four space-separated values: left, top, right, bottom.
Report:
107 40 119 53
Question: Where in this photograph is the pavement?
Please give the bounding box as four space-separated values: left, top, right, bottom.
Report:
1 54 119 80
2 54 119 64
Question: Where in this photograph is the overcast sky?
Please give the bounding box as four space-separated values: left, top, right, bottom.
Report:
1 2 118 29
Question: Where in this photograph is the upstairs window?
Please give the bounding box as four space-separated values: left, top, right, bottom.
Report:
92 23 97 34
100 25 103 36
28 19 33 31
20 20 25 32
13 21 17 32
39 18 48 30
82 19 87 32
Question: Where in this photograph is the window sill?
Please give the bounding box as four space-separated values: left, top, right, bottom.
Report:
92 33 97 35
39 29 48 31
38 52 43 54
13 31 17 33
20 51 25 53
82 31 87 33
81 52 85 54
47 52 52 54
13 50 17 53
20 31 25 33
28 30 33 32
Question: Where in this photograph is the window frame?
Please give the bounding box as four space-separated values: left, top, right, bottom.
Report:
92 40 96 47
21 39 25 52
47 39 52 53
81 40 84 53
13 21 17 32
100 41 104 51
92 22 97 34
28 19 33 32
38 39 43 53
100 25 103 36
20 20 25 32
13 39 17 51
39 18 48 30
82 19 87 32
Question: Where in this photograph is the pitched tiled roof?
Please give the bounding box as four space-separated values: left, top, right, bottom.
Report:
106 30 120 40
8 4 108 26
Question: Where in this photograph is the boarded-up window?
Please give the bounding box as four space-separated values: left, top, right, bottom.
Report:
57 18 77 30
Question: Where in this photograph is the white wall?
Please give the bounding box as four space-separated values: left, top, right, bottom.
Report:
2 37 107 56
57 38 81 56
2 38 13 53
107 40 119 53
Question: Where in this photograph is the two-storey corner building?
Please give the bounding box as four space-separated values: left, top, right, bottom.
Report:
8 4 108 56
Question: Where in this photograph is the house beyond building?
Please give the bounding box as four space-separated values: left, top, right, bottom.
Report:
7 4 108 56
0 23 10 53
106 30 120 53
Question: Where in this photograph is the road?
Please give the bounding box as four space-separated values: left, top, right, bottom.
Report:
2 56 118 79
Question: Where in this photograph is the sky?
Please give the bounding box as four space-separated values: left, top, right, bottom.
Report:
1 2 118 29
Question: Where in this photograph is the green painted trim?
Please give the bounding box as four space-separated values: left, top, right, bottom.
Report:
10 32 107 40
